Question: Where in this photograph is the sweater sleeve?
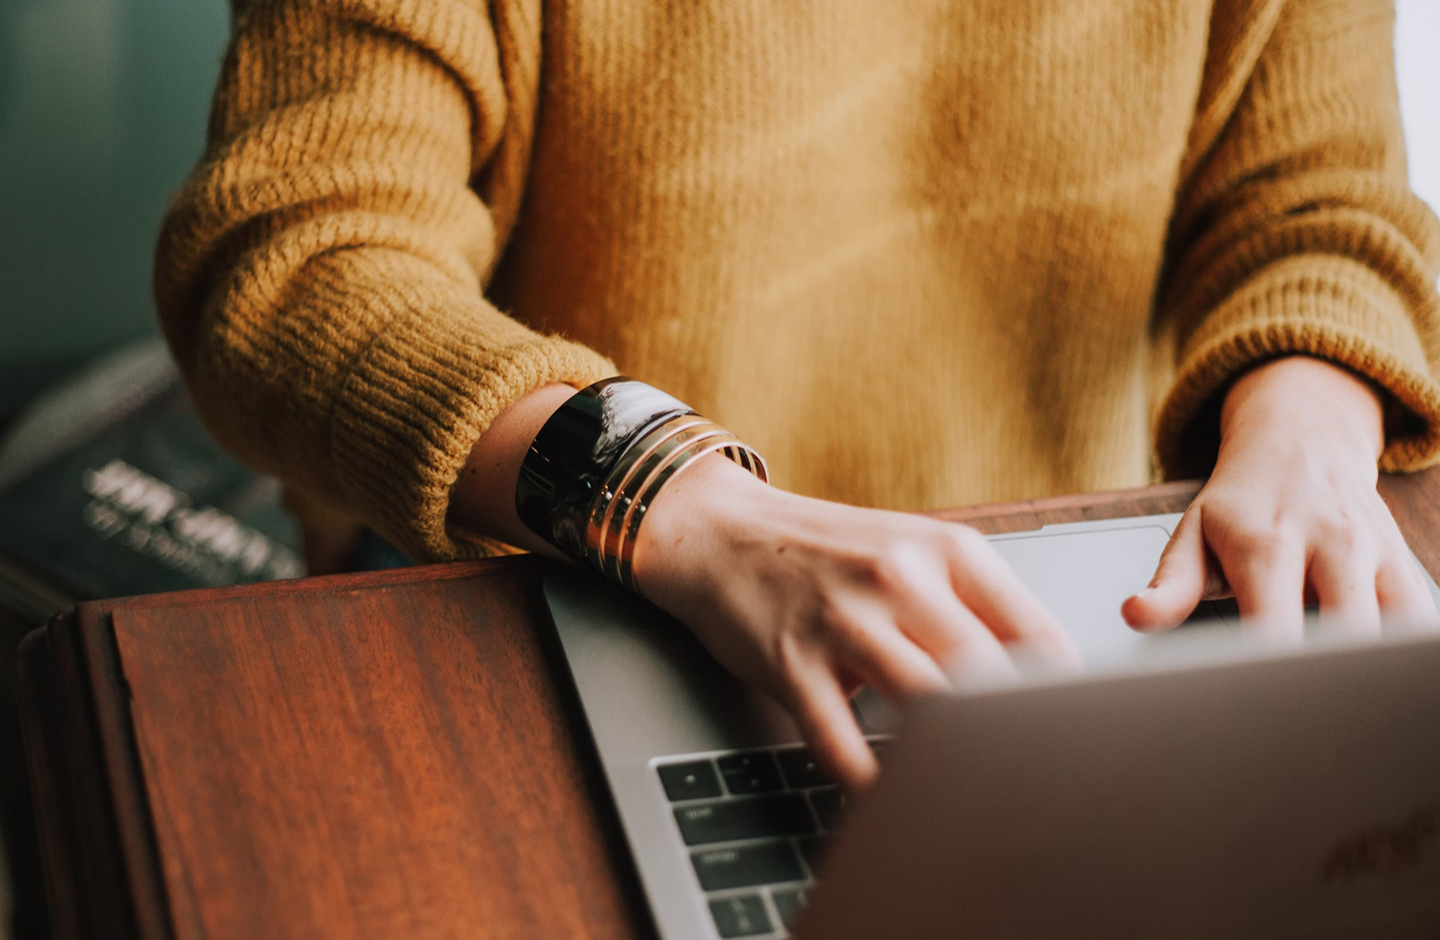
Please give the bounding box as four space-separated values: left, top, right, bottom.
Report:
1153 0 1440 479
153 0 614 562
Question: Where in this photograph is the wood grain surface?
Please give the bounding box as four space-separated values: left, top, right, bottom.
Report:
20 471 1440 940
111 557 650 940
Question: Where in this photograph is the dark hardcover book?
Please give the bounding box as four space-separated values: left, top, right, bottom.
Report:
0 340 305 625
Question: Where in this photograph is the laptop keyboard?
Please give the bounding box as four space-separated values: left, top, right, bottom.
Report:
654 739 889 938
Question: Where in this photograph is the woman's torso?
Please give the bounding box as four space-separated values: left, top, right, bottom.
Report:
490 0 1220 509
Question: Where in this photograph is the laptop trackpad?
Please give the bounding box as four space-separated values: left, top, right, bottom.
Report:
989 522 1210 667
854 521 1196 734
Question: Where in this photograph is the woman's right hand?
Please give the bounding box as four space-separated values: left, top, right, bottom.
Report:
450 383 1079 791
632 454 1081 790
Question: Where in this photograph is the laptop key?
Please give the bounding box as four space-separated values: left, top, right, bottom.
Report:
776 747 832 789
708 894 772 938
771 887 807 932
675 793 816 845
717 751 783 794
657 760 722 801
808 786 846 830
691 842 804 891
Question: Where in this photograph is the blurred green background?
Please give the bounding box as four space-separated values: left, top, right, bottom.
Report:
0 0 229 410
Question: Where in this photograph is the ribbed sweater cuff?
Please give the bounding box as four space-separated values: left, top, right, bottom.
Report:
328 307 614 563
1155 256 1440 478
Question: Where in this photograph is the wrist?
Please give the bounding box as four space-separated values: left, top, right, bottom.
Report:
1220 356 1384 462
495 376 770 585
631 452 776 592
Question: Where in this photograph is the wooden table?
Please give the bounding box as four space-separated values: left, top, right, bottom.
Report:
17 475 1440 940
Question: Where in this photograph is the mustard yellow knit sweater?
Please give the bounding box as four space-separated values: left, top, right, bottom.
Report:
155 0 1440 562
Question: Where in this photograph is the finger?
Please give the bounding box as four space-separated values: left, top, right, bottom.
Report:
882 573 1034 678
915 597 1027 688
1367 500 1440 625
1309 539 1381 637
1123 508 1225 632
833 613 952 701
944 528 1083 668
782 665 879 791
1222 530 1307 637
1375 551 1439 624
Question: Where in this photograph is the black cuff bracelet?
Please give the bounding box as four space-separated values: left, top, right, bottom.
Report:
515 377 693 560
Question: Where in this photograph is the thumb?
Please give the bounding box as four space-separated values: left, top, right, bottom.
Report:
1122 509 1213 632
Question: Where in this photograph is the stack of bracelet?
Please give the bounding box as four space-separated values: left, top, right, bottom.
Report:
515 377 768 592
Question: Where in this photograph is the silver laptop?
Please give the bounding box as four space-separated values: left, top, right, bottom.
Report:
543 513 1440 939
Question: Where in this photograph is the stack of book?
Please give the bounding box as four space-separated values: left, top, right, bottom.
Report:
0 339 315 939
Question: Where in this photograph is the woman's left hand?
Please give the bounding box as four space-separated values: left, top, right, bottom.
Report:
1122 355 1438 636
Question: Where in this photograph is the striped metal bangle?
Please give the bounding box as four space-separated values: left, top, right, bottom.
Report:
615 434 764 593
586 416 715 575
583 413 767 592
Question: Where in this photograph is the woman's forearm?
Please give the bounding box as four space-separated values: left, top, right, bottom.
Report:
450 377 1082 789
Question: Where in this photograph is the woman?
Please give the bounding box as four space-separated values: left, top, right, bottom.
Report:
155 0 1440 788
